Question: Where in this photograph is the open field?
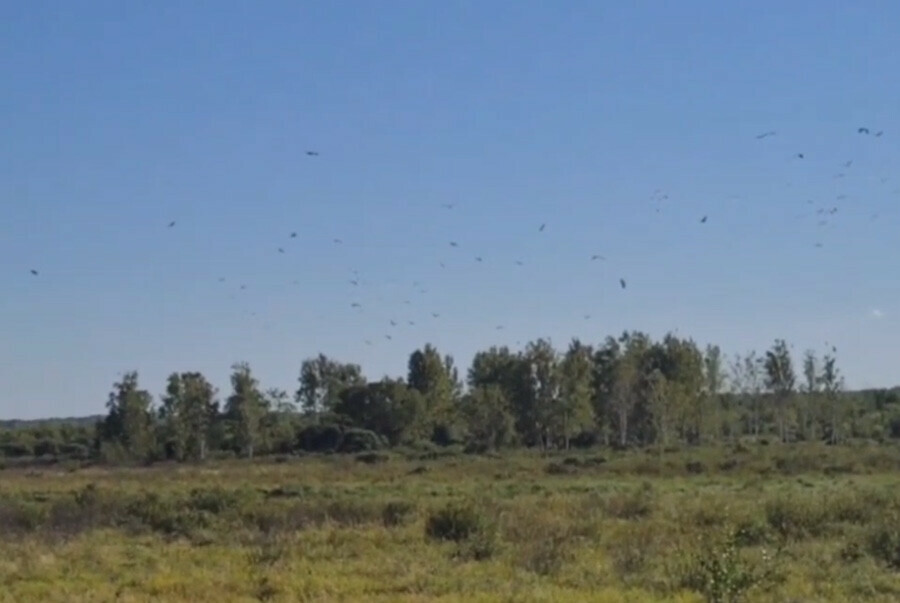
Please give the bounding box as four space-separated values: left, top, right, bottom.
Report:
3 444 900 602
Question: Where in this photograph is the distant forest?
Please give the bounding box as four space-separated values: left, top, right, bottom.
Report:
2 332 899 464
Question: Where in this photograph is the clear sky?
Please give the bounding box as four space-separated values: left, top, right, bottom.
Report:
2 1 899 419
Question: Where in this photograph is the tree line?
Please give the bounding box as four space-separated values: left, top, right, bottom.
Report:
3 332 900 463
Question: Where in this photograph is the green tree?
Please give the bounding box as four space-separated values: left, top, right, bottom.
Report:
296 354 365 415
261 388 297 454
407 344 461 442
460 385 516 450
225 362 265 458
764 340 796 442
335 379 427 445
799 350 820 441
818 352 845 444
703 344 727 441
99 371 155 462
159 372 218 461
730 352 766 437
520 338 560 448
646 368 672 449
609 333 649 447
556 339 596 449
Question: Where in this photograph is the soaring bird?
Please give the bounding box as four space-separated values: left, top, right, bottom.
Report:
496 325 504 330
441 203 454 209
306 151 319 156
333 238 343 244
404 300 411 305
439 262 446 269
449 241 458 247
408 321 415 326
385 334 393 341
591 254 605 261
515 260 524 266
539 223 546 232
290 232 297 238
431 312 440 318
277 248 285 253
350 279 359 286
29 269 38 276
365 340 372 346
700 215 708 223
876 131 884 137
844 160 853 168
619 278 627 289
475 256 483 262
240 284 247 290
584 314 591 320
858 127 870 135
167 221 176 228
390 320 397 327
796 153 804 159
755 131 776 139
351 302 361 308
218 277 226 282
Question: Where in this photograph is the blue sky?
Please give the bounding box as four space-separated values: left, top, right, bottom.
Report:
2 1 899 418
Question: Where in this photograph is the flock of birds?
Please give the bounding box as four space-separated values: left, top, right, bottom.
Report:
26 128 891 349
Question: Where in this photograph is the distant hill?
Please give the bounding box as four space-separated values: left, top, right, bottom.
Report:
0 415 104 430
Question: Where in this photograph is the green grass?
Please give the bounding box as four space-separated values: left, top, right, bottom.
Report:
2 444 900 601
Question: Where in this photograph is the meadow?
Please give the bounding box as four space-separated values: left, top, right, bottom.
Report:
3 443 900 602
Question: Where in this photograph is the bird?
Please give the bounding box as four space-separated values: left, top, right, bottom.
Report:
876 131 884 137
755 131 776 139
306 151 319 156
351 302 361 308
584 314 591 320
796 153 804 159
218 277 226 282
449 241 458 248
240 284 247 290
404 300 411 305
333 238 343 244
858 127 870 135
815 242 823 248
496 325 504 330
278 248 285 254
844 160 853 168
349 279 359 286
539 223 546 232
390 320 397 327
441 203 454 209
167 221 176 228
439 262 446 269
591 254 605 261
475 256 483 262
700 215 708 223
365 340 372 346
431 312 440 318
619 278 627 289
29 269 38 276
290 232 297 238
408 321 415 326
515 260 524 266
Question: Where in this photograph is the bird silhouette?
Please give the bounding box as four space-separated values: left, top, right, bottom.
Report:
441 203 454 209
475 256 483 262
365 340 372 346
385 334 392 341
350 279 359 286
30 269 38 276
515 260 524 266
875 131 884 137
496 325 504 330
449 241 458 247
351 302 361 308
167 221 176 228
240 285 247 290
700 216 708 223
755 131 776 139
278 248 285 253
844 160 853 168
591 254 605 261
333 238 343 244
306 151 319 156
620 278 627 289
796 153 804 159
218 277 226 282
431 312 440 318
858 127 870 135
408 321 415 326
584 314 591 320
290 232 297 238
539 223 546 232
390 320 397 327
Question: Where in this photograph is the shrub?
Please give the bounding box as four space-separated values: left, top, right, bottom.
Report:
604 484 655 520
764 496 829 539
425 501 487 543
296 424 343 452
338 429 384 453
678 534 776 603
382 501 416 527
545 462 576 475
686 461 706 474
355 452 389 464
866 516 900 569
0 443 32 458
58 442 91 460
33 439 59 457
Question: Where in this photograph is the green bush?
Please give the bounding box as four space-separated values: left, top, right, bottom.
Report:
382 501 416 527
866 515 900 569
426 501 488 543
338 429 384 453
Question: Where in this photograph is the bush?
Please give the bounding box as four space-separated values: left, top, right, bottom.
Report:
545 462 576 475
58 442 91 460
686 461 706 474
765 496 829 539
866 516 900 569
33 439 59 457
678 534 777 603
296 424 343 453
425 501 488 543
0 443 32 458
338 429 384 453
382 501 416 527
355 452 389 464
604 484 655 520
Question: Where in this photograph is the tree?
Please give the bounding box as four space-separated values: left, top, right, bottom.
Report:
159 372 218 461
556 339 596 449
296 354 365 415
226 362 265 458
818 352 845 445
407 344 461 442
764 340 796 442
703 344 727 441
260 388 297 455
334 379 427 445
646 368 672 449
730 352 766 437
520 338 560 448
99 371 155 462
608 333 649 447
460 385 516 450
799 350 820 441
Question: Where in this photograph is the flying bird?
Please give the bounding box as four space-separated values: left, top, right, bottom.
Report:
796 153 804 159
858 127 870 135
29 269 38 276
441 203 455 209
475 256 483 262
351 302 361 308
700 215 708 223
755 131 776 139
449 241 458 247
290 232 297 238
539 223 546 232
350 279 359 286
278 248 285 253
844 160 853 168
496 325 504 330
240 285 247 290
385 334 392 341
365 340 372 346
431 312 440 318
515 260 524 266
591 255 605 261
390 320 397 327
306 151 319 156
167 221 176 228
333 238 343 244
218 277 226 282
876 131 884 137
408 321 415 326
619 278 627 289
584 314 591 320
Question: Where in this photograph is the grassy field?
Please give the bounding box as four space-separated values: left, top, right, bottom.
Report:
2 444 900 601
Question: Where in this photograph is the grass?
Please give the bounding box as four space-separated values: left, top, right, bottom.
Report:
2 444 900 600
